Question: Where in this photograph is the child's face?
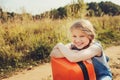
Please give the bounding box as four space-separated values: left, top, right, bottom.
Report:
71 29 90 49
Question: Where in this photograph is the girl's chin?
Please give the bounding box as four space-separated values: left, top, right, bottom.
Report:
75 46 84 49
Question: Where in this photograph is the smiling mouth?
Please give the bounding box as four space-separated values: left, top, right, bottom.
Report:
76 43 83 46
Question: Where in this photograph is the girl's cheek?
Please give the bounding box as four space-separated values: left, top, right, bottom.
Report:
71 37 75 42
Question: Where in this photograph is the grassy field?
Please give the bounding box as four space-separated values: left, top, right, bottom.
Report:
0 16 120 79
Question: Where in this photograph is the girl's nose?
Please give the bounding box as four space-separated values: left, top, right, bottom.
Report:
75 38 81 42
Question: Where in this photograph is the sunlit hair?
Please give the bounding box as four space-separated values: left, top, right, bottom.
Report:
70 19 95 41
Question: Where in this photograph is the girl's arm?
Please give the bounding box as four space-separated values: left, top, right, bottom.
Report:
57 43 102 62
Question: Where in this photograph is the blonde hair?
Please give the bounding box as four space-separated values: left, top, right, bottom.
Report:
70 19 95 40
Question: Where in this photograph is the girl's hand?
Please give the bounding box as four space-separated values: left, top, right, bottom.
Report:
50 43 64 58
50 48 64 58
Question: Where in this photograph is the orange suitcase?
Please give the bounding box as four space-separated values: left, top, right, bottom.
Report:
51 57 96 80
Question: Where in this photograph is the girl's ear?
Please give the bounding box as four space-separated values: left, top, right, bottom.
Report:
88 35 94 41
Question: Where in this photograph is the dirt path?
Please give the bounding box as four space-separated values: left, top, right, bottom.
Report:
105 46 120 80
2 63 53 80
2 46 120 80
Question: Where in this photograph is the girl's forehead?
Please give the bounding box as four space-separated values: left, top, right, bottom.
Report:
71 28 83 32
71 28 89 36
71 29 86 34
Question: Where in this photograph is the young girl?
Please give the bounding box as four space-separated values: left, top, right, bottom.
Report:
50 19 112 80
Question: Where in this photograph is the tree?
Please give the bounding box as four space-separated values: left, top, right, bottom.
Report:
87 2 103 16
57 7 67 19
0 7 3 18
50 9 59 19
99 1 120 16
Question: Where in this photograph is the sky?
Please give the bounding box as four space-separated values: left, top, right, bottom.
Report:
0 0 120 15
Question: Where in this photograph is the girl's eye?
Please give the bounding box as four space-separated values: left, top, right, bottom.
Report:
79 35 84 38
72 35 76 38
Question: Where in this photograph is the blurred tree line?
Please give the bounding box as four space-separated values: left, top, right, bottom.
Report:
0 0 120 23
87 1 120 16
40 1 120 19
